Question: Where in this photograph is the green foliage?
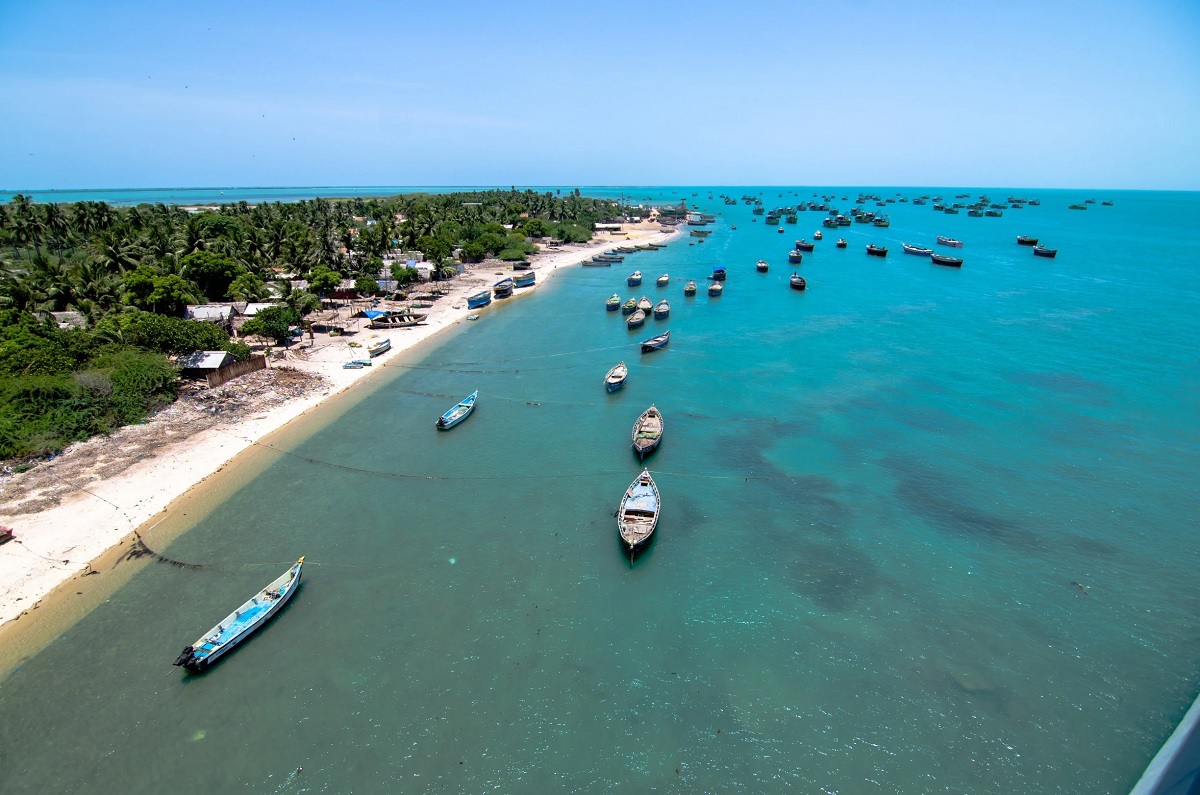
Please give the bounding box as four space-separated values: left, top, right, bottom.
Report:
354 275 380 296
95 311 233 355
227 271 269 301
181 250 244 301
0 312 79 376
240 305 300 346
308 266 342 296
225 341 253 362
519 218 547 238
145 274 200 317
390 264 420 286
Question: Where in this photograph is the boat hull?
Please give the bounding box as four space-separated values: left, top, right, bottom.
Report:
437 391 479 430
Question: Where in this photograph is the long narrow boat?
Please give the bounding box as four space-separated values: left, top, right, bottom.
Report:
936 236 963 248
467 290 492 309
902 243 933 257
367 338 391 357
605 293 621 311
653 300 670 319
866 244 888 257
795 239 815 252
512 272 536 288
641 329 670 353
626 309 646 328
582 258 612 267
493 278 514 298
930 252 964 267
1016 235 1039 246
605 362 628 393
790 272 807 291
436 390 478 430
369 312 428 329
631 405 664 461
1033 246 1058 258
173 558 304 672
618 469 659 564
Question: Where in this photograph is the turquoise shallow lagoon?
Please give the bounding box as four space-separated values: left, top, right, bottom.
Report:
1 188 1199 793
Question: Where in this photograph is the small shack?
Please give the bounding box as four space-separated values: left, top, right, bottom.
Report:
176 350 235 381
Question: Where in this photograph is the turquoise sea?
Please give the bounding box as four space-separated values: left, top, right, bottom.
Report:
2 188 1199 793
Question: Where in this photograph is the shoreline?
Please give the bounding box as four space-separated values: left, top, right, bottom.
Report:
0 221 680 642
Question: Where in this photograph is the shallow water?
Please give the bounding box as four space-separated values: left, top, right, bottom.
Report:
2 188 1199 793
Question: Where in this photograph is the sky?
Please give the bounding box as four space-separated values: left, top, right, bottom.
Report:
2 0 1199 190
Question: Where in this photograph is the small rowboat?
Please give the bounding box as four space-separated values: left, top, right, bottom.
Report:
759 259 772 271
656 274 670 286
641 330 670 353
173 558 304 672
605 362 628 393
618 469 660 564
493 278 514 298
902 243 933 256
836 238 847 248
710 266 726 281
637 296 653 313
512 272 536 288
1033 246 1058 258
653 300 670 319
866 244 888 257
621 298 637 315
627 271 643 286
627 309 646 328
790 272 807 291
930 253 964 267
467 290 492 309
1016 235 1038 246
936 236 963 248
683 281 697 296
366 338 391 357
795 239 815 252
708 282 723 296
436 390 478 430
813 230 823 240
605 293 621 311
631 405 664 461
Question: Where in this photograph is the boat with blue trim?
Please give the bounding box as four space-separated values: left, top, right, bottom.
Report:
436 390 478 430
493 278 514 298
605 362 628 393
467 290 493 309
618 469 660 564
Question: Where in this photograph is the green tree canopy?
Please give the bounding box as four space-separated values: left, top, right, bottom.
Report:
240 305 300 346
181 250 245 301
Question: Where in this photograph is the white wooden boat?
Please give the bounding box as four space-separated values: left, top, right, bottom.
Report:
605 362 628 393
632 405 664 461
618 469 660 563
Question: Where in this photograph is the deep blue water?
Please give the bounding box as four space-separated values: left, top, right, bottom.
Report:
1 188 1198 793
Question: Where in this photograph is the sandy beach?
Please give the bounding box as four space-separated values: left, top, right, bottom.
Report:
0 221 680 633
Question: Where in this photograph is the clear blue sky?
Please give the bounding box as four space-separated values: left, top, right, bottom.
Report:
2 0 1198 190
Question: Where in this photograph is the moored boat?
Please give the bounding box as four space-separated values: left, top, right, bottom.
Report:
814 230 823 240
930 252 964 267
795 239 815 252
902 243 933 257
653 299 670 319
683 281 697 296
627 271 642 286
836 238 847 248
1032 245 1058 258
493 278 514 298
790 272 807 291
583 257 613 267
708 282 723 296
787 250 802 264
866 244 888 257
637 296 653 313
641 329 670 352
656 273 670 287
173 558 304 672
631 405 664 461
627 309 646 328
605 361 628 393
710 265 727 281
618 469 659 563
757 259 771 272
436 390 479 430
467 290 492 309
605 293 621 311
936 236 963 248
1016 235 1038 246
621 298 637 315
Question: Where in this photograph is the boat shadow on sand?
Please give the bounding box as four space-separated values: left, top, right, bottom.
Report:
177 581 306 680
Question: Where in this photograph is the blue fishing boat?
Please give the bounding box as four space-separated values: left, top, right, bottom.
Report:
641 329 670 352
605 293 621 311
605 362 628 393
710 265 726 281
513 272 536 288
173 558 304 672
628 271 643 286
366 338 391 357
618 469 660 564
902 243 933 257
436 390 478 430
467 290 492 309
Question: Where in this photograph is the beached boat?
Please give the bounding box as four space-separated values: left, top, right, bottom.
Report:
467 290 492 309
513 272 536 288
0 526 14 545
866 245 888 257
627 271 643 286
836 238 847 248
621 298 637 315
618 469 659 562
790 272 807 291
930 252 964 267
902 243 933 257
656 274 670 287
683 281 697 296
605 362 628 393
605 293 621 311
583 258 612 267
493 278 514 298
173 558 304 672
641 330 670 353
436 390 478 430
653 300 670 319
511 260 533 270
1016 235 1038 246
368 311 428 329
367 338 391 357
631 405 664 461
710 266 727 281
708 282 723 296
936 236 963 248
1033 246 1058 258
627 309 646 328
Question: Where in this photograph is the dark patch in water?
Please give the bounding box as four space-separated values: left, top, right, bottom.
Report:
884 456 1041 549
787 539 883 611
1008 370 1111 405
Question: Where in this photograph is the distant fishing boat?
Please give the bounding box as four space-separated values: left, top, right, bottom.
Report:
866 245 888 257
641 329 670 353
758 259 771 271
790 272 807 291
936 236 963 248
618 469 659 563
366 338 391 357
795 239 815 252
583 257 612 267
467 290 492 309
631 405 664 461
436 390 478 430
605 293 621 311
605 362 628 393
683 281 697 296
1033 246 1058 258
653 300 670 319
621 298 637 315
902 243 933 257
656 274 670 287
512 272 536 288
627 309 646 328
708 282 723 297
930 252 964 267
637 296 653 313
1016 235 1038 246
1069 204 1087 210
493 278 514 298
173 558 304 672
710 265 727 281
628 271 643 286
813 230 823 240
787 250 802 264
836 238 847 248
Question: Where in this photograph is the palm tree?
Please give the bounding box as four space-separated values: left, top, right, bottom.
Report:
91 228 140 274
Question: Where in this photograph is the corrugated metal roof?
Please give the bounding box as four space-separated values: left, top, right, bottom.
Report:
176 351 234 370
186 304 235 321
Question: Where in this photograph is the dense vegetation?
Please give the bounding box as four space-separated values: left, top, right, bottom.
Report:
0 188 626 461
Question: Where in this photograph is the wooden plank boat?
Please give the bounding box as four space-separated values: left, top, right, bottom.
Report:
627 271 643 286
683 281 697 296
836 238 847 248
631 405 664 461
436 390 478 430
605 362 628 393
814 230 823 240
370 312 427 329
641 329 670 353
606 293 621 311
173 558 304 672
511 260 533 270
467 290 492 309
866 245 888 257
583 258 612 267
627 309 646 328
1033 246 1058 258
790 272 807 291
795 239 815 252
936 236 963 248
1016 235 1039 246
366 338 391 357
621 298 637 315
618 469 659 562
708 282 723 296
653 300 670 319
493 278 514 298
513 272 536 288
787 250 802 263
902 243 933 256
930 253 964 267
656 274 670 286
637 296 653 312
